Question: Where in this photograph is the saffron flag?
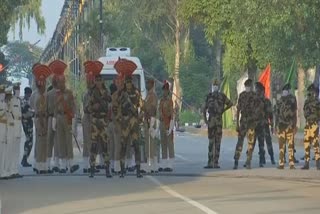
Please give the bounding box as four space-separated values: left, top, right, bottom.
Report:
221 75 233 128
259 63 271 99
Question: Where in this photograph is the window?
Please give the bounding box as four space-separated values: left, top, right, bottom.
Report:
101 74 141 90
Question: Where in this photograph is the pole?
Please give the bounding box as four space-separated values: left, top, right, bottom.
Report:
99 0 103 55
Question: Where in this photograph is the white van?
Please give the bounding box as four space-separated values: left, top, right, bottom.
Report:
98 47 147 99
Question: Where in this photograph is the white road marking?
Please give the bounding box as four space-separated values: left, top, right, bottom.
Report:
147 176 219 214
175 154 189 161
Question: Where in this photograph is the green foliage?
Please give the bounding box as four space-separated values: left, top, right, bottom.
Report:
180 51 212 108
179 110 202 125
2 41 42 82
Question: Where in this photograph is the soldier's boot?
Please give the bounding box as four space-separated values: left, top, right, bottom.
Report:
289 165 296 170
316 160 320 170
301 161 309 170
259 156 264 168
271 156 276 165
89 166 95 178
233 160 238 170
105 166 112 178
136 165 143 178
21 156 32 167
120 162 125 178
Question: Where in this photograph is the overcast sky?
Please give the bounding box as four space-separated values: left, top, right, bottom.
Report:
8 0 64 48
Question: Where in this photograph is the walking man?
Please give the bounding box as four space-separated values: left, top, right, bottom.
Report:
203 79 232 169
21 87 34 167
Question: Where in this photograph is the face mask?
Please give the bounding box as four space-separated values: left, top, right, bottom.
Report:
282 90 289 96
0 93 5 101
245 87 251 92
15 90 20 97
212 85 219 92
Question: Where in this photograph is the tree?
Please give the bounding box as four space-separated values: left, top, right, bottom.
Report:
10 0 45 41
2 41 43 84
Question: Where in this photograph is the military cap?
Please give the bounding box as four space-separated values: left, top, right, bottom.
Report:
255 82 265 91
212 79 219 85
244 79 253 86
0 85 5 93
13 82 21 90
24 87 32 94
282 83 291 91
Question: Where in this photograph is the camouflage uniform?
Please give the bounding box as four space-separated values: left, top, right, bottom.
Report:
275 84 297 169
234 79 259 169
21 88 34 167
118 77 143 178
301 84 320 170
252 83 275 166
88 81 112 178
203 81 232 168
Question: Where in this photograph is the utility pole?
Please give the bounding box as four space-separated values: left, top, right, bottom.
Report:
99 0 103 56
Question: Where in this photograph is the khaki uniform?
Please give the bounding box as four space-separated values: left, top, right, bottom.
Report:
0 92 7 178
53 88 77 170
159 95 174 170
275 94 297 168
31 90 48 171
142 87 158 172
82 89 92 169
46 88 59 169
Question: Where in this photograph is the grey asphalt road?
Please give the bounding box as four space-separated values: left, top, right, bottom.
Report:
1 130 320 214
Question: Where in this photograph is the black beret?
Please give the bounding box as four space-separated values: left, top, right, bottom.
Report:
24 87 32 94
255 82 265 91
244 79 253 86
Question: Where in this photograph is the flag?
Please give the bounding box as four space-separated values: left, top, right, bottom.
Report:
236 72 248 96
259 63 271 99
221 75 233 128
286 58 297 91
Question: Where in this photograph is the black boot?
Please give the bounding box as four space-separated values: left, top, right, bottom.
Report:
301 161 309 170
21 156 32 167
105 164 112 178
271 156 276 165
120 162 125 178
89 166 95 178
233 160 238 170
136 164 143 178
316 160 320 170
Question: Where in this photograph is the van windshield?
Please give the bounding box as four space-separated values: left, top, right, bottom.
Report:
101 74 141 90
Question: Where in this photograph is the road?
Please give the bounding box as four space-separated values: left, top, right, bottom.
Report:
1 130 320 214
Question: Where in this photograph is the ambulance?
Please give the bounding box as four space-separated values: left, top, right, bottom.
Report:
98 47 147 99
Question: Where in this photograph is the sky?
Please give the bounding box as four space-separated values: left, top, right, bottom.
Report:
8 0 65 48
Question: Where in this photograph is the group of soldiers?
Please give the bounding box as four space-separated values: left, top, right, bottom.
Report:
0 57 176 179
203 78 320 170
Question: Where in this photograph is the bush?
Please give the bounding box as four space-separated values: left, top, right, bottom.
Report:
180 110 202 125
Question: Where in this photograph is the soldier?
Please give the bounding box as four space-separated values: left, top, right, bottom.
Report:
46 78 60 172
275 83 297 169
301 84 320 170
0 85 7 178
21 87 34 167
252 82 275 167
51 60 79 173
233 79 259 169
111 77 124 174
141 79 158 173
30 64 52 173
203 79 233 169
159 81 175 172
84 61 112 178
108 82 118 173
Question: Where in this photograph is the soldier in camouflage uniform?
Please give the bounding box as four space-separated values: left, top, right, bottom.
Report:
88 75 112 178
251 82 275 167
275 83 297 169
21 87 34 167
301 84 320 170
203 79 232 169
233 79 259 169
118 76 143 178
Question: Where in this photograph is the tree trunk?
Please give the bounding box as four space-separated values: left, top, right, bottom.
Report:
172 11 181 113
214 39 222 80
297 65 305 128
